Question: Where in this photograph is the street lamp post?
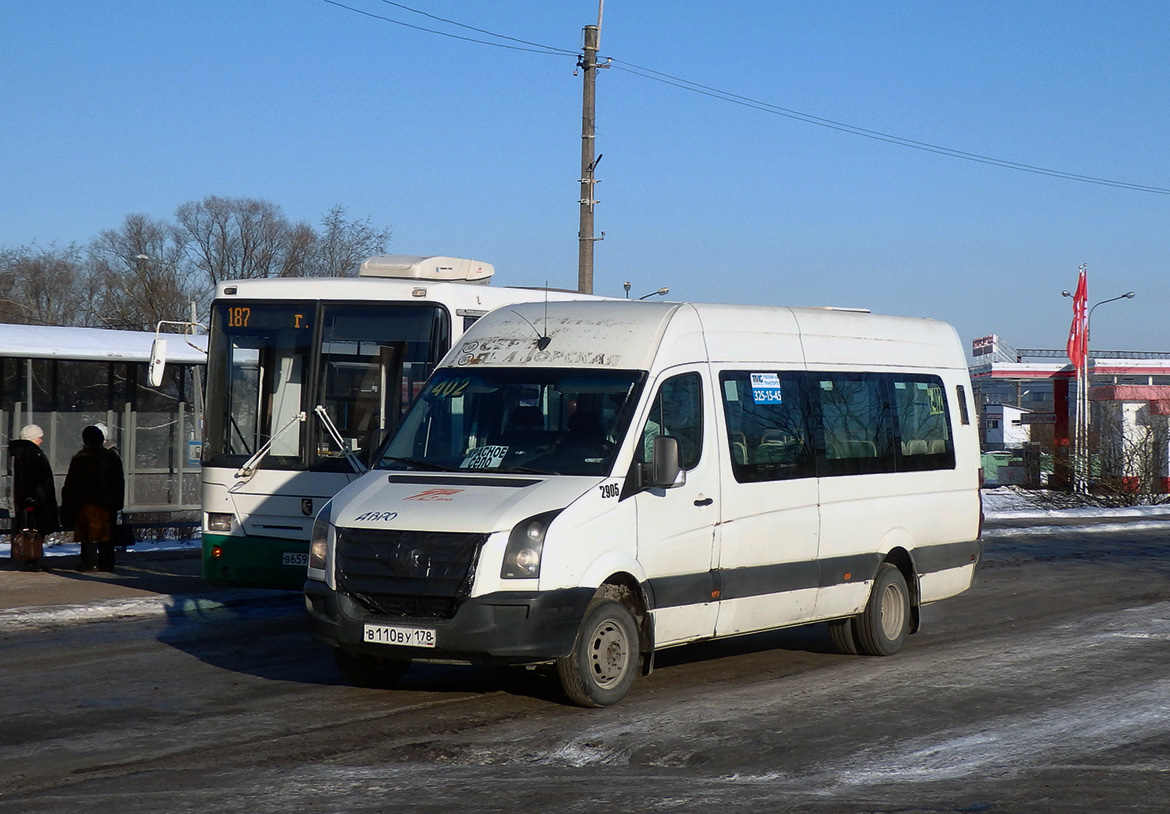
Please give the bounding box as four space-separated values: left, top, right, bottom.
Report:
1062 288 1136 493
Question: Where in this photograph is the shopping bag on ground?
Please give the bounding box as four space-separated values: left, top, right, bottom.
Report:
11 528 44 562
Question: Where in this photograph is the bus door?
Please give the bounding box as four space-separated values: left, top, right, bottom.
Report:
712 369 819 636
633 366 722 647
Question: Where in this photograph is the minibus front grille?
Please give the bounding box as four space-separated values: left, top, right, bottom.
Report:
334 527 485 620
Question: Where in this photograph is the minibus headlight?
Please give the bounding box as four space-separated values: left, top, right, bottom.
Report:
501 510 561 580
207 512 232 533
309 501 332 572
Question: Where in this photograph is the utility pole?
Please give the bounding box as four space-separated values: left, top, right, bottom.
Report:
577 22 601 294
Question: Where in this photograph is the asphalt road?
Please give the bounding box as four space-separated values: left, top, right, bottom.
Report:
1 524 1168 813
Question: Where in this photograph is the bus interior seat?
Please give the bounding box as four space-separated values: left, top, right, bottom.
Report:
828 438 877 459
902 438 929 456
756 430 804 464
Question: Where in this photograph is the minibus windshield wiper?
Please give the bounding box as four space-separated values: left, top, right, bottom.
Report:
381 456 459 472
497 465 560 476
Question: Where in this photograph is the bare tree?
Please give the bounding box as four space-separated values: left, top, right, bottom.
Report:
175 195 295 287
3 197 393 329
88 214 196 331
0 243 94 326
311 205 393 277
1091 403 1170 506
280 220 318 278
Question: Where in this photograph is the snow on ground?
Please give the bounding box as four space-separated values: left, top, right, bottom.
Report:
982 486 1170 519
0 533 201 559
979 487 1170 538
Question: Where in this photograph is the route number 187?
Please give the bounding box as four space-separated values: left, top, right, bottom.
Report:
227 307 251 328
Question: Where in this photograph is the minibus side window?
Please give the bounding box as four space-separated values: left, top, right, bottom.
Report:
718 371 814 483
956 384 971 425
891 375 956 472
638 373 703 470
813 373 895 477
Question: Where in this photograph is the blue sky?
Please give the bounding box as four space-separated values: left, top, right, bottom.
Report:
3 1 1168 356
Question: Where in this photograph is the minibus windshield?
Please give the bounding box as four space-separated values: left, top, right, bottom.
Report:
379 368 646 477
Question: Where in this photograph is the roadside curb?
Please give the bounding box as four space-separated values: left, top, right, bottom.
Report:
0 587 300 632
0 548 301 630
0 591 297 631
983 511 1170 530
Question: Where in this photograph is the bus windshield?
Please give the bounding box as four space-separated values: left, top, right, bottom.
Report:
379 368 646 477
205 302 314 467
204 300 450 470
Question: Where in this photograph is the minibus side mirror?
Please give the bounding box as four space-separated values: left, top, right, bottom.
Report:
648 434 684 489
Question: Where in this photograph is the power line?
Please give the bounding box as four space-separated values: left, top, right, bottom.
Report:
376 1 578 56
608 60 1170 195
320 0 572 56
321 0 1170 195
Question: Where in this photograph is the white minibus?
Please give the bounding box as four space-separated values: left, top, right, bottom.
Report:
305 300 982 706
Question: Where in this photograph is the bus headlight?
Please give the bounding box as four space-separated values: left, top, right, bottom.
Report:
207 512 232 533
309 501 332 573
501 510 561 580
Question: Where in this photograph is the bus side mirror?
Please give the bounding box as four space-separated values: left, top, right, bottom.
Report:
148 337 167 388
648 434 684 489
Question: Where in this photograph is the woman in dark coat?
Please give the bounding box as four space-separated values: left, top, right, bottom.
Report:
8 423 60 568
61 425 124 572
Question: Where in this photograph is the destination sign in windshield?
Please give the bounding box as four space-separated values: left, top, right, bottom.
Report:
218 303 313 332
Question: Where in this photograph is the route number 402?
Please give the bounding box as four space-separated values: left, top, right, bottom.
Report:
598 482 620 499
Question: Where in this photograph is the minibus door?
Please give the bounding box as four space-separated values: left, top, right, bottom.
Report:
632 367 721 647
710 368 821 637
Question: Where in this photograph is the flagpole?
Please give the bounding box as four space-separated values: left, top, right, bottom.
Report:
1078 358 1088 494
1063 264 1089 495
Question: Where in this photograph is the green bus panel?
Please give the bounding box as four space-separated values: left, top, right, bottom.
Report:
202 533 308 590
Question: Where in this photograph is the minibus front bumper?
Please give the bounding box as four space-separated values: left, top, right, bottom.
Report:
304 579 595 664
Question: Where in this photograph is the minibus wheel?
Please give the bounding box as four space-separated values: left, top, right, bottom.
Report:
854 563 910 656
827 618 859 655
556 597 639 707
333 648 410 689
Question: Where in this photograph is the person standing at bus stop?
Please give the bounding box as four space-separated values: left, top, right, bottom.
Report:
61 425 124 572
8 424 60 570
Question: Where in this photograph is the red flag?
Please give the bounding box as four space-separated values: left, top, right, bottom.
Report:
1066 267 1088 369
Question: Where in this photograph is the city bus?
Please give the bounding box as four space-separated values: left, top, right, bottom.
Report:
201 255 604 588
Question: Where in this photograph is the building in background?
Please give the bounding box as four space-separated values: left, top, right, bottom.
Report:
981 403 1032 450
970 335 1170 491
